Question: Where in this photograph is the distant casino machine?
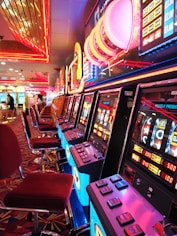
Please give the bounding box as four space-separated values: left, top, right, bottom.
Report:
70 87 134 207
62 92 97 167
56 95 74 139
60 94 82 132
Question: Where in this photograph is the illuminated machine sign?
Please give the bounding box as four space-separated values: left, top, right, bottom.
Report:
139 0 177 55
68 42 83 91
84 0 140 66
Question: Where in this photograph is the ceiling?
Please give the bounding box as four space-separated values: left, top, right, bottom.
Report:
0 0 96 89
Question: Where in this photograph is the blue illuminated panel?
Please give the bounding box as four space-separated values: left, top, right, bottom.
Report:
70 142 104 207
90 202 107 236
72 165 90 206
18 92 25 104
0 93 7 102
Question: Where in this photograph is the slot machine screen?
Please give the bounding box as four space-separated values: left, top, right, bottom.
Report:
126 84 177 190
76 93 95 133
0 93 7 103
64 95 74 118
69 95 81 124
89 90 120 156
18 92 25 104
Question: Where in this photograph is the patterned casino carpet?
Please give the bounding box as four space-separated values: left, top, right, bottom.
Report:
0 115 70 236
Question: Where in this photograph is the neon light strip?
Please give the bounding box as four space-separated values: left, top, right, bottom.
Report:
94 16 116 56
85 65 177 91
89 29 108 62
84 37 103 67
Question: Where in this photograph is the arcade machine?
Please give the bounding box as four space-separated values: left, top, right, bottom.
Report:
56 95 74 139
70 87 134 208
57 95 74 124
59 94 82 154
59 94 82 136
61 92 96 167
87 78 177 236
17 92 25 107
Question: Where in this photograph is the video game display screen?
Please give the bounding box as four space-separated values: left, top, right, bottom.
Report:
63 96 74 118
129 86 177 189
18 92 24 104
69 95 82 124
76 93 95 133
89 90 120 156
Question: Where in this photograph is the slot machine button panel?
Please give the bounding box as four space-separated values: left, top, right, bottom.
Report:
100 185 113 195
124 223 145 236
75 144 82 150
107 197 122 209
96 179 107 188
115 180 128 190
77 148 84 153
83 142 90 147
110 174 122 183
116 212 134 226
82 157 91 163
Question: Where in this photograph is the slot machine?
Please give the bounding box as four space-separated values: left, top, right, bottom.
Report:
18 92 25 106
60 94 82 149
87 78 177 236
70 87 133 207
57 95 74 124
120 79 177 226
60 94 82 134
62 92 96 167
56 95 74 139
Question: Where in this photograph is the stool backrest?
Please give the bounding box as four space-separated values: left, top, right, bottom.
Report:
29 106 38 127
32 105 40 124
0 124 22 179
21 111 32 146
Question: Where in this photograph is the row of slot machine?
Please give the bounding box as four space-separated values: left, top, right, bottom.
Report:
55 78 177 236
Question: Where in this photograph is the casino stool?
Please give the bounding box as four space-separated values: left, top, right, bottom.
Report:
21 111 61 171
0 123 73 236
35 103 52 119
29 106 57 137
32 105 53 125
